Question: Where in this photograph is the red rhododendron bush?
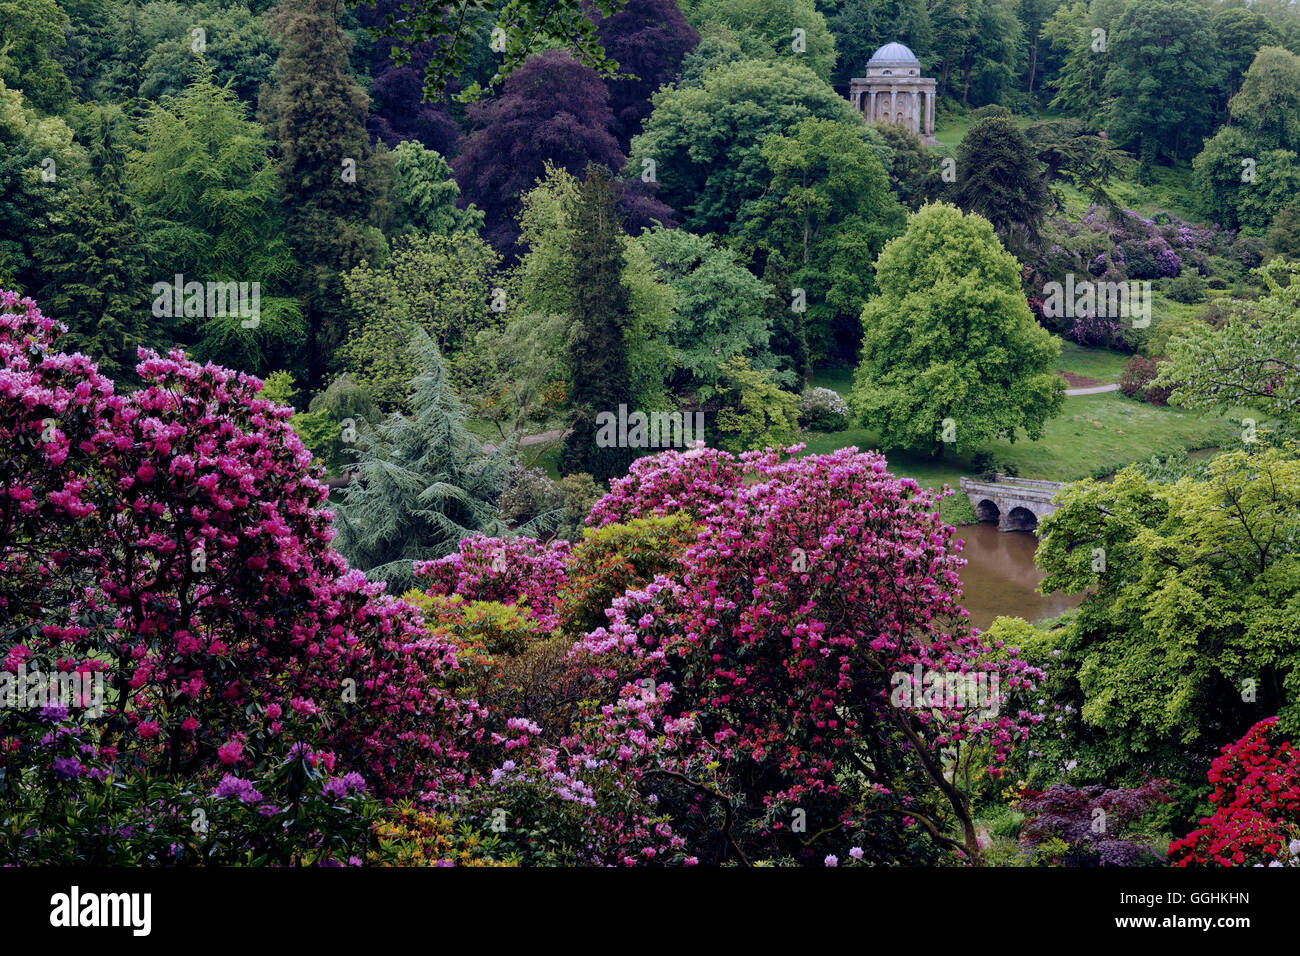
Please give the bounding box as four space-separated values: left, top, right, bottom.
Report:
2 290 1046 865
1169 718 1300 867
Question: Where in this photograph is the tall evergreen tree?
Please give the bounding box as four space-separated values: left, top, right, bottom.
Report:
760 250 809 382
261 0 385 381
952 111 1050 251
35 111 149 379
561 165 636 482
332 333 515 592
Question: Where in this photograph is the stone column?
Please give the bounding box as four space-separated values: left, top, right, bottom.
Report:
912 90 919 135
889 88 896 120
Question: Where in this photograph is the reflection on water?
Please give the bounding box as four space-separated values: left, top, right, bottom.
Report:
953 522 1081 631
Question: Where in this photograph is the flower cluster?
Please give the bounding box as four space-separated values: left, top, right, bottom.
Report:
1169 718 1300 867
415 532 572 629
0 291 482 862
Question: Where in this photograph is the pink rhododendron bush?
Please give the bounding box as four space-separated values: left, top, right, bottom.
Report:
1 290 1043 865
424 445 1045 865
0 292 481 864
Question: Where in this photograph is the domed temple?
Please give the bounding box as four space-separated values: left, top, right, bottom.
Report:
848 42 937 145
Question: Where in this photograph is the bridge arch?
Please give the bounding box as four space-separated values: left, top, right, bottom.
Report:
958 475 1066 535
1003 506 1038 533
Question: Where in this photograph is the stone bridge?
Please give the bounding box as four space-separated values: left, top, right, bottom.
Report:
957 475 1066 533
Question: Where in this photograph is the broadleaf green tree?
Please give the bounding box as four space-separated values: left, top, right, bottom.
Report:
849 202 1063 456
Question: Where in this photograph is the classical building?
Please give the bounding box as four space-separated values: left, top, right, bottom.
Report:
848 42 937 145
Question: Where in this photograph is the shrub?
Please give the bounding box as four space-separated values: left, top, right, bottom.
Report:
498 465 560 529
1119 355 1172 405
415 533 571 630
796 386 849 431
1165 272 1206 304
0 291 482 862
1169 718 1300 867
574 444 1044 864
370 803 518 866
1016 781 1170 866
554 514 699 639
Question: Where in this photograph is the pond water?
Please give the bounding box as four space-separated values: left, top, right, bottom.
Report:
953 522 1082 631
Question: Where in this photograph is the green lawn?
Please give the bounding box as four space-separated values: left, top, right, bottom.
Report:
798 388 1238 524
1055 341 1129 384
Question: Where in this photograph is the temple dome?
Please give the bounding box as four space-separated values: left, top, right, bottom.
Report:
867 42 920 67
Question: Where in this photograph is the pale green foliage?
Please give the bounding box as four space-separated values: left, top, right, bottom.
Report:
131 70 293 285
509 165 675 416
849 203 1063 455
340 232 501 410
1156 258 1300 433
713 354 799 451
1019 447 1300 783
389 140 485 237
643 225 775 398
257 370 299 408
332 334 515 592
1194 47 1300 231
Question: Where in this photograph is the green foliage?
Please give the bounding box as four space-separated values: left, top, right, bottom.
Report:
1156 258 1300 433
1265 203 1300 262
133 71 293 286
740 117 905 361
871 120 937 211
258 370 299 408
849 202 1064 456
340 232 501 409
1014 447 1300 787
1104 0 1218 170
0 0 71 112
1042 0 1114 119
33 112 150 379
332 334 514 591
262 0 386 377
643 225 774 398
506 164 674 424
713 354 799 451
356 0 626 102
686 0 837 81
927 0 1024 107
951 112 1050 249
561 165 637 482
0 78 84 287
136 4 278 105
387 140 485 237
628 57 861 235
1194 47 1300 231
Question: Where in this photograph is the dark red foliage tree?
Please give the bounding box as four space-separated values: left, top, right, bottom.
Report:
452 51 627 252
355 1 460 155
591 0 699 151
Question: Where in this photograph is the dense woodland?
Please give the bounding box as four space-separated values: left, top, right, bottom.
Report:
3 0 1300 869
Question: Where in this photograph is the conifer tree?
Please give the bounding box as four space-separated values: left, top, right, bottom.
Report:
35 111 149 379
261 0 385 380
333 333 515 593
761 251 810 383
560 165 636 482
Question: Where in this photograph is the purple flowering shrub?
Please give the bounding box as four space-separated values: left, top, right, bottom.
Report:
1017 780 1170 866
0 291 487 864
